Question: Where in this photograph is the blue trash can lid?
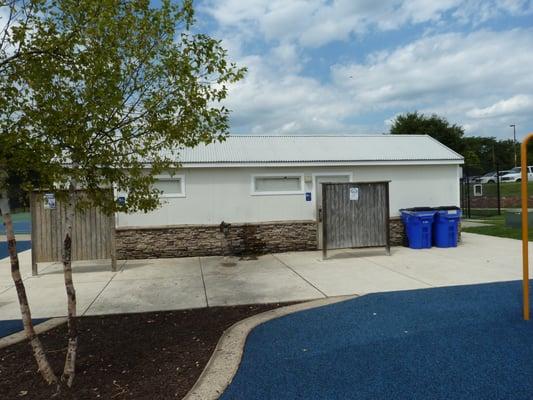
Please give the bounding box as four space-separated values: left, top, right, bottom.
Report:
435 206 461 211
401 210 436 218
401 207 435 212
438 210 461 217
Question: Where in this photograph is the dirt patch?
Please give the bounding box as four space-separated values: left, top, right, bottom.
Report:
0 303 290 399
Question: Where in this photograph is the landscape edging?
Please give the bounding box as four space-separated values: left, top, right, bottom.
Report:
183 295 357 400
0 317 67 350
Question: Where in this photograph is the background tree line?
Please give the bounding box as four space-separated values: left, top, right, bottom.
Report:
390 111 526 176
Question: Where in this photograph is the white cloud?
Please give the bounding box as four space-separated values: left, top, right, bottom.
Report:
0 6 12 53
224 54 356 134
223 27 533 136
269 43 306 73
453 0 533 25
0 3 29 58
203 0 533 47
332 29 533 107
335 28 533 136
466 95 533 118
199 0 533 137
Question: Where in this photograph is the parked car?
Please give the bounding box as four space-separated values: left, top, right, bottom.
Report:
475 170 513 183
500 166 533 182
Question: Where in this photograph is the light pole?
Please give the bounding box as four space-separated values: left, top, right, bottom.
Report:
510 124 517 167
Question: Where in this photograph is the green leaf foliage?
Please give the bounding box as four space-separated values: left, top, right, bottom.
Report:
1 0 246 213
389 111 522 175
389 111 465 153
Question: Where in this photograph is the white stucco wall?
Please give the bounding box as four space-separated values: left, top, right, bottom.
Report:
116 164 461 227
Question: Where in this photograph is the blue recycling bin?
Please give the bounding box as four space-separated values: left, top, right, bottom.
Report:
433 207 462 248
400 209 437 249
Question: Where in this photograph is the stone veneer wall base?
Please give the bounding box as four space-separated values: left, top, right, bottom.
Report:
116 219 408 259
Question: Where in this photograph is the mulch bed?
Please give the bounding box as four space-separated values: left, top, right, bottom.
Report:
0 303 290 399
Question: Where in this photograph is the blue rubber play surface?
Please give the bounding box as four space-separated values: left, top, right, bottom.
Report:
0 240 31 260
0 319 47 338
221 281 533 400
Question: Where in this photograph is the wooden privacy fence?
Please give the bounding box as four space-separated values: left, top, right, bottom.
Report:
321 181 390 259
30 191 117 275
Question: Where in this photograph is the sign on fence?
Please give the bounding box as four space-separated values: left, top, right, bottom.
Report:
349 187 359 201
43 193 56 210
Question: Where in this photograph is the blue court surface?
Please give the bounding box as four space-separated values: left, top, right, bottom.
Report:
0 319 48 338
0 240 31 260
0 219 31 235
221 281 533 400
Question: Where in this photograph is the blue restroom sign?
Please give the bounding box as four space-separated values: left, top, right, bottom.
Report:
305 192 312 201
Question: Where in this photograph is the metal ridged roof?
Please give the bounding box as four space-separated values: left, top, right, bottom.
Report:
173 135 464 165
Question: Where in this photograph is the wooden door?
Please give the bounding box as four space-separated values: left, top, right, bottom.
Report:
316 175 351 249
321 181 390 258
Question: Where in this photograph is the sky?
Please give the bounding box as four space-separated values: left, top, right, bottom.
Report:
194 0 533 140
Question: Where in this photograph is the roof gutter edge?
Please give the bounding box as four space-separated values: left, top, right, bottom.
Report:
143 159 464 168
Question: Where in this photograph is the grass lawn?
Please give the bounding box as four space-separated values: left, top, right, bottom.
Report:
467 210 506 219
462 212 533 241
473 181 533 197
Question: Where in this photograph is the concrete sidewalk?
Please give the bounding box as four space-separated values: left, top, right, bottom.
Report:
0 233 529 319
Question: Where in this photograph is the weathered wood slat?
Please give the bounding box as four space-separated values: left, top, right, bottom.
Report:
322 182 390 258
30 191 116 274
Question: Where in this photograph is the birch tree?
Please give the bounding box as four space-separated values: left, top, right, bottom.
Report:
0 0 58 385
1 0 244 390
0 171 58 385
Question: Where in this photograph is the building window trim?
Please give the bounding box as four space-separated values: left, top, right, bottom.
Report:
251 173 305 196
153 174 186 198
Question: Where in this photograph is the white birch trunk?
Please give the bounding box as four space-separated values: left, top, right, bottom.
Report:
1 198 57 385
60 182 78 387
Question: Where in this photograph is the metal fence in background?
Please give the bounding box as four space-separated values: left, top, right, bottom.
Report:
461 164 532 219
460 177 500 219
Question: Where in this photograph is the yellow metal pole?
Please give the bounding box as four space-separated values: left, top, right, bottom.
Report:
520 133 533 320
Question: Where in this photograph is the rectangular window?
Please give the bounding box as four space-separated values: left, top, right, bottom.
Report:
252 175 303 194
153 176 185 197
